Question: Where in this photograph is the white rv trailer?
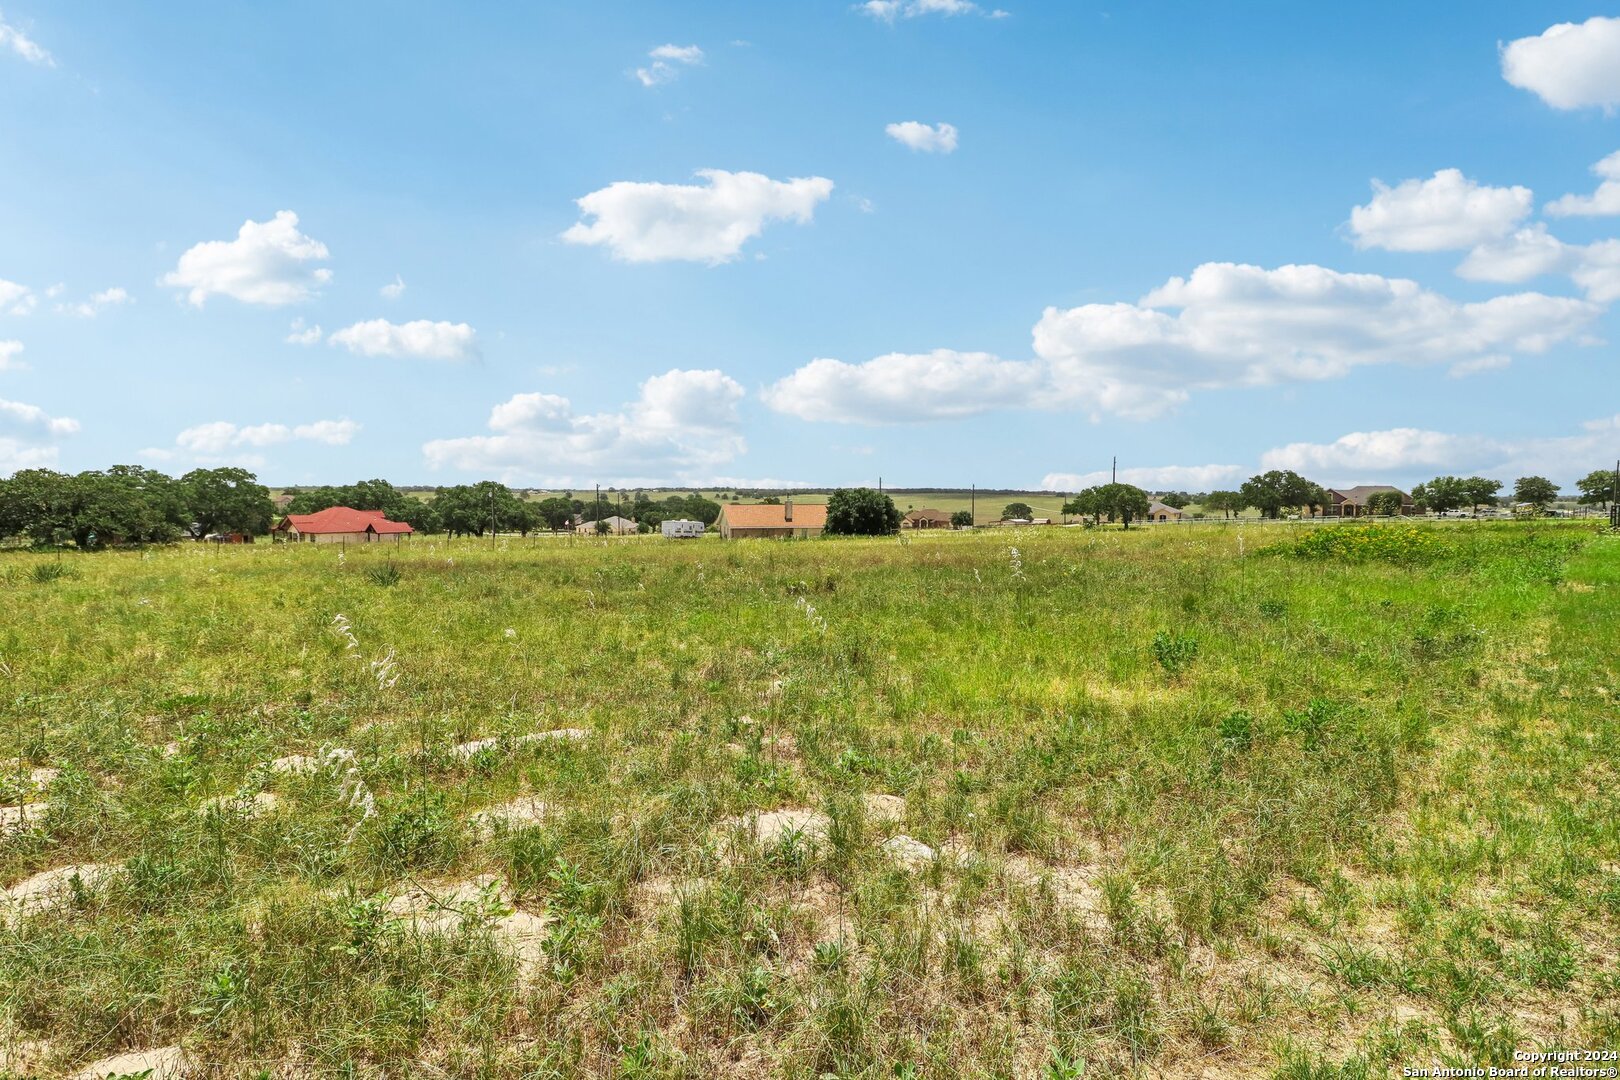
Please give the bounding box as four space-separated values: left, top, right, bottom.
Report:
661 519 706 538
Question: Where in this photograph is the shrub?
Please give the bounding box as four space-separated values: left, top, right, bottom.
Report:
1150 630 1199 676
825 487 901 536
1271 523 1447 566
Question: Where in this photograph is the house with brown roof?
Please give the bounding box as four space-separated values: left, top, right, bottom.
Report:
272 506 415 543
902 508 953 529
718 498 828 539
1145 500 1183 523
1326 485 1416 517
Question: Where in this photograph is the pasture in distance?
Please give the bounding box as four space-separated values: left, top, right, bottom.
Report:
0 521 1617 1077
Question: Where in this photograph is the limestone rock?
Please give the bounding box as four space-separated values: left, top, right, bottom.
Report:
70 1044 189 1079
880 834 936 868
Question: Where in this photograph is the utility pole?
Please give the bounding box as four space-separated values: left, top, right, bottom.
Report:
1112 456 1117 484
971 483 975 525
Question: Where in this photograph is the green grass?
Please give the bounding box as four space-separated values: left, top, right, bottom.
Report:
0 522 1615 1077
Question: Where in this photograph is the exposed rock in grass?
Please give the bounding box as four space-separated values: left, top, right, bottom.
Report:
264 753 317 775
723 807 831 848
0 1038 51 1075
1006 854 1109 930
384 874 550 978
448 737 501 761
2 863 114 922
69 1044 189 1079
0 802 47 838
880 834 935 868
470 795 551 834
452 728 589 761
16 766 58 792
862 793 906 827
198 791 281 819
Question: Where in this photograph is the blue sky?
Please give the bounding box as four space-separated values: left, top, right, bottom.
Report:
2 1 1618 491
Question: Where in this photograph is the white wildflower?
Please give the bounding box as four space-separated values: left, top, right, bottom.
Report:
331 613 360 653
795 595 827 634
369 648 399 690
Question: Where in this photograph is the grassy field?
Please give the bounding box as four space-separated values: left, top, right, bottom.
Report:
1 522 1616 1077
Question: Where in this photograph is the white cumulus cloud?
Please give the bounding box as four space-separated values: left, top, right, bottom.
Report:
285 318 323 346
57 286 131 318
562 169 834 264
0 396 78 436
861 0 1008 21
0 279 35 315
635 43 704 86
1260 415 1620 488
164 417 360 459
1456 224 1574 283
1501 16 1620 112
1546 150 1620 217
0 341 22 370
1454 224 1620 304
380 275 407 299
328 318 479 361
1032 262 1599 418
162 211 332 307
0 439 60 475
0 11 52 66
762 350 1044 423
422 368 746 484
885 121 958 153
1041 464 1247 492
1347 169 1531 252
764 263 1600 424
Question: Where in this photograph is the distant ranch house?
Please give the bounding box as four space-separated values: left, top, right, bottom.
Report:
718 499 828 539
273 507 415 543
576 515 638 536
1327 485 1416 517
1145 501 1183 523
902 508 953 529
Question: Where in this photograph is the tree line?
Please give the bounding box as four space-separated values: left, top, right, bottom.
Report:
0 467 276 547
2 463 1606 549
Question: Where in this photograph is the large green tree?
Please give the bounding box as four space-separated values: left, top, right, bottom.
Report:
0 469 75 545
182 467 274 536
71 466 188 547
1576 468 1617 509
535 496 575 532
435 481 525 537
1001 502 1035 521
1202 490 1246 519
1411 476 1467 514
1095 483 1151 529
1461 477 1503 514
1062 488 1104 524
1513 475 1559 511
825 488 900 535
1240 470 1318 519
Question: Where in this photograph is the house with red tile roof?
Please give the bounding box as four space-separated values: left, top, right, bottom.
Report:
271 506 415 543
